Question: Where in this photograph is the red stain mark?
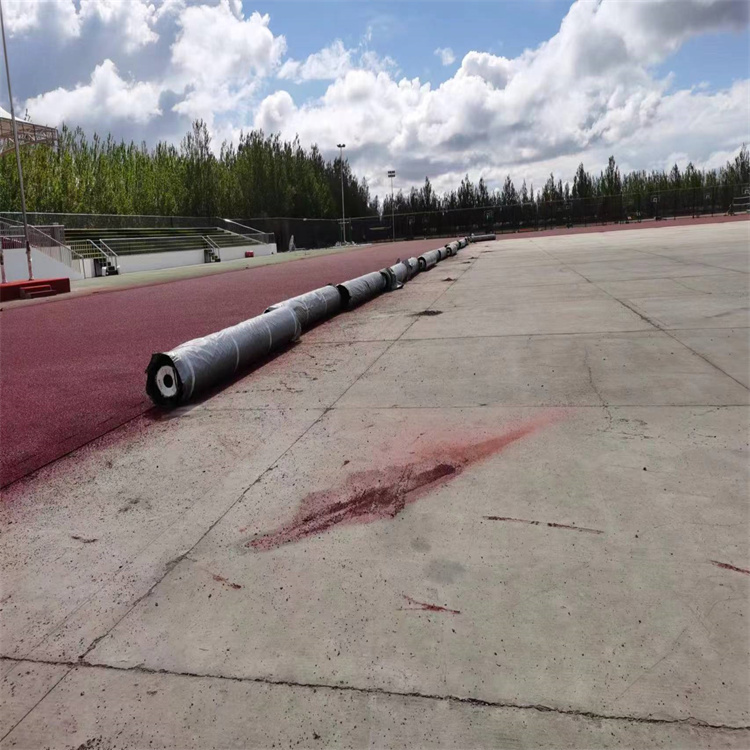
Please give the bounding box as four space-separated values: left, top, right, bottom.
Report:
247 414 557 551
400 594 460 615
484 516 603 534
710 560 750 576
238 527 248 533
211 573 243 590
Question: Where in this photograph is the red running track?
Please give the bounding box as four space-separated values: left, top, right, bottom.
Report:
0 238 452 488
1 215 746 489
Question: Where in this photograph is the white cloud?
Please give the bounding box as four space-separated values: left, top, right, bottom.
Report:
78 0 159 51
8 0 750 199
434 47 456 66
3 0 162 49
24 59 162 126
278 39 397 83
4 0 80 38
170 0 286 121
279 40 353 82
256 0 750 195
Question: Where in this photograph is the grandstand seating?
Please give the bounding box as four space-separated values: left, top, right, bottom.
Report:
65 226 270 258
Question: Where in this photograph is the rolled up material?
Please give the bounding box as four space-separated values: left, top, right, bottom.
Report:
265 285 340 330
470 233 496 242
418 248 441 271
445 241 460 256
457 238 468 250
337 271 387 309
146 306 302 407
386 262 409 290
405 257 419 279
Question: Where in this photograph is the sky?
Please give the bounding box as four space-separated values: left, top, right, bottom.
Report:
2 0 749 198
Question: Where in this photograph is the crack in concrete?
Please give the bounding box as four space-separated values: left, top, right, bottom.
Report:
530 240 750 393
0 656 747 733
583 346 613 432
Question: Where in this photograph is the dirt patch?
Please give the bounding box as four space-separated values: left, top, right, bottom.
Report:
411 309 443 317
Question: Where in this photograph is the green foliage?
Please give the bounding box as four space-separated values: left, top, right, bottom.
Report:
0 119 375 219
1 119 747 222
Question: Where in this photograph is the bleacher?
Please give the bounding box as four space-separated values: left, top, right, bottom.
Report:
64 226 272 259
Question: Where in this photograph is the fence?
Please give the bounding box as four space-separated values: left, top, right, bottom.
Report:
1 183 746 255
0 217 78 269
236 184 749 249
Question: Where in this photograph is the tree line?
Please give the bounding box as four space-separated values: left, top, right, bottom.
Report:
0 120 374 220
0 116 747 222
382 149 750 218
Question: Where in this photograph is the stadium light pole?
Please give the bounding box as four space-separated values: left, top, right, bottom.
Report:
387 170 396 242
337 143 346 243
0 0 32 281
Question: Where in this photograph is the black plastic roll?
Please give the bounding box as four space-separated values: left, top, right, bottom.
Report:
418 248 441 271
336 271 388 309
386 262 409 289
470 233 496 242
146 306 301 407
405 257 419 279
445 241 460 256
265 285 340 329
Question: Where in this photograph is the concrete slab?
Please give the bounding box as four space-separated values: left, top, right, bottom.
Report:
669 328 750 388
337 333 748 408
0 407 322 662
2 221 748 747
401 298 650 339
624 295 750 330
0 660 70 739
87 404 748 725
4 663 748 749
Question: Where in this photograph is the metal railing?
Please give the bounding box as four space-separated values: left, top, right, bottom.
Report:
0 216 79 269
220 219 274 245
203 235 220 251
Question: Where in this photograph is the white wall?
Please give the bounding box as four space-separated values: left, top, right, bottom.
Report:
3 247 83 282
114 243 276 274
219 243 276 261
2 242 278 281
117 249 204 273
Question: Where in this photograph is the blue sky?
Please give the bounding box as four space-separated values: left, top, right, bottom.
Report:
3 0 749 196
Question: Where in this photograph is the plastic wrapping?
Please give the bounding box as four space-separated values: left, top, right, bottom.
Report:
265 284 340 329
146 305 301 407
457 238 468 250
336 270 388 309
386 262 409 289
445 241 460 256
470 233 496 242
418 248 441 271
405 257 419 279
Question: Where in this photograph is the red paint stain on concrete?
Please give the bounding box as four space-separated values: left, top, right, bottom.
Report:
484 516 603 534
247 414 557 551
211 573 243 589
710 560 750 576
400 594 460 615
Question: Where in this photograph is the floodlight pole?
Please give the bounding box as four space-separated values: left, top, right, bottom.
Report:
387 170 396 242
0 0 32 281
337 143 346 243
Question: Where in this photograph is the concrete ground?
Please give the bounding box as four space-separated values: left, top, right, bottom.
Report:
1 221 748 749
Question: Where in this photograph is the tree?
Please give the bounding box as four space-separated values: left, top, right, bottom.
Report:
500 175 517 206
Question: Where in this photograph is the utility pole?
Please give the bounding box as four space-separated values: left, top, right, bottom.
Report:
387 170 396 242
337 143 346 244
0 0 32 280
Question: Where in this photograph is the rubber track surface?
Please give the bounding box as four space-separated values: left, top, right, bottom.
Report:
1 215 745 489
0 239 460 487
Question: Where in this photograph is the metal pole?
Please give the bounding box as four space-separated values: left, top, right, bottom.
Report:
0 0 32 280
337 143 346 244
388 170 396 242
